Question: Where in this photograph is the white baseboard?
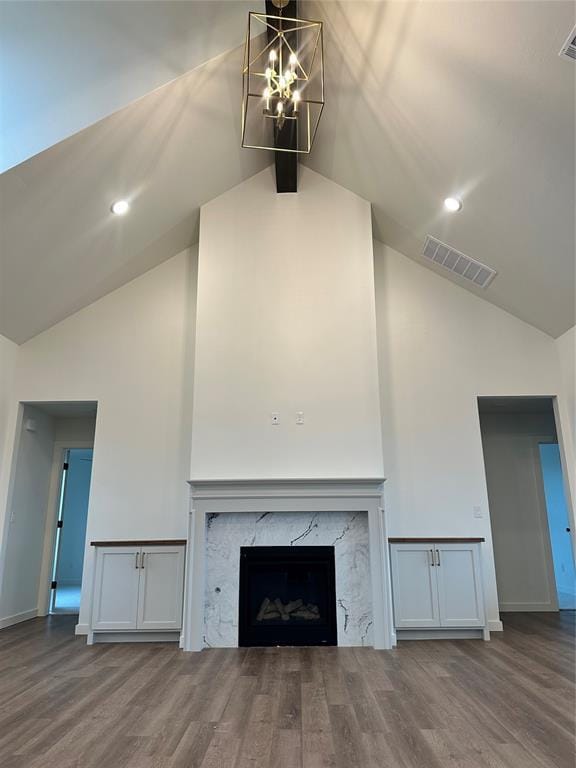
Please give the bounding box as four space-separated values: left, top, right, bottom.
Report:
0 609 37 629
499 603 557 612
396 628 485 641
488 619 504 632
75 623 89 636
91 631 180 644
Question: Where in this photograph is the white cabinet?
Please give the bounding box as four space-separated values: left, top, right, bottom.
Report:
92 547 140 630
390 541 487 638
136 546 185 631
435 545 485 628
390 545 440 628
90 542 185 641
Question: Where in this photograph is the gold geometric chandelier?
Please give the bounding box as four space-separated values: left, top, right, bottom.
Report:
241 3 324 154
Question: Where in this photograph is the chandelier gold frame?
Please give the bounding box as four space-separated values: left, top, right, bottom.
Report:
241 12 324 154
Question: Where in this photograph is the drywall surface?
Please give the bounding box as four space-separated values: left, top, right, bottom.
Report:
0 405 55 622
0 249 197 629
191 166 384 479
374 242 570 627
0 334 18 616
556 326 575 449
0 1 261 170
54 416 96 444
479 411 558 611
0 333 17 481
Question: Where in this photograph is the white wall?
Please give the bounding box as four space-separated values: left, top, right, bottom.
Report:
0 405 55 625
54 416 96 444
556 325 575 456
374 242 573 627
0 335 18 586
190 166 384 479
0 172 571 635
0 333 18 469
0 249 197 629
479 411 558 611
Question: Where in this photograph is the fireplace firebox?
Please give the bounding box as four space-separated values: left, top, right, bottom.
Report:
238 546 338 647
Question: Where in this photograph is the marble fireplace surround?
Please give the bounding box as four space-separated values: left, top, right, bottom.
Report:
182 479 395 651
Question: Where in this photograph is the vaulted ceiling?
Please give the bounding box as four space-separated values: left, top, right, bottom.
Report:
1 1 574 343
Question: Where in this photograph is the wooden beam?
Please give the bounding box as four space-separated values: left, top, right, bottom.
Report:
266 0 298 193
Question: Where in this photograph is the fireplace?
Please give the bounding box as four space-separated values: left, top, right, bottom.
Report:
238 546 338 647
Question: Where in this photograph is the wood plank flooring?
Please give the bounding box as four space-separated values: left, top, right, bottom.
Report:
0 612 573 767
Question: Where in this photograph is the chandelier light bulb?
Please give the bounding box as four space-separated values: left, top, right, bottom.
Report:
289 53 298 67
279 75 286 89
269 49 277 62
277 101 283 113
265 67 272 79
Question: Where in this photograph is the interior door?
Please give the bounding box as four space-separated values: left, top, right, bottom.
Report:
53 448 93 611
136 545 185 630
435 544 485 627
539 442 576 609
91 547 140 630
390 544 440 628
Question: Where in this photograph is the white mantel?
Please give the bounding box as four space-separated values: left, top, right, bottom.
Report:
182 478 395 651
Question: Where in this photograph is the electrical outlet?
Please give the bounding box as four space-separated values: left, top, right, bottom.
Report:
271 412 280 426
296 411 304 425
473 505 483 519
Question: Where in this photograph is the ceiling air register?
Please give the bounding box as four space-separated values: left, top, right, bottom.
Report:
241 0 324 153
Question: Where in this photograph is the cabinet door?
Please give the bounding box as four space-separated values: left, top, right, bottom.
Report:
91 547 140 630
136 546 185 630
436 544 485 627
390 544 440 628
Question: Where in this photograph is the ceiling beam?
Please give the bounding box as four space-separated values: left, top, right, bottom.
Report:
266 0 298 193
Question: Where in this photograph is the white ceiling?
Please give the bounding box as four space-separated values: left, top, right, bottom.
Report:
0 0 574 343
304 0 575 338
0 44 270 343
0 1 262 171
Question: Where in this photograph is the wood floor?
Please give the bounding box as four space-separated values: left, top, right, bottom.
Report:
0 613 574 768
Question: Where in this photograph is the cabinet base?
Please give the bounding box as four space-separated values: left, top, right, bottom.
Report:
396 628 489 641
87 631 181 645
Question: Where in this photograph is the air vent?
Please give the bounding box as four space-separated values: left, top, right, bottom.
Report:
422 236 497 289
559 26 576 60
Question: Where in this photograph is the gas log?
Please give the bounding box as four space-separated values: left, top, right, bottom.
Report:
256 597 320 621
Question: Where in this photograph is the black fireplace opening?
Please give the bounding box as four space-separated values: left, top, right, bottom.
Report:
238 546 338 647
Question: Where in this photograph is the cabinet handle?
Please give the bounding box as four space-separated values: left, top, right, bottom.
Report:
141 552 145 569
135 552 139 569
436 549 441 567
429 548 435 566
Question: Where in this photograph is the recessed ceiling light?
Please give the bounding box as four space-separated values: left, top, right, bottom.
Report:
111 200 130 216
444 197 462 213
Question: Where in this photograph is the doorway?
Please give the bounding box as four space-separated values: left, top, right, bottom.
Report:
0 401 97 631
478 396 575 613
50 448 93 614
